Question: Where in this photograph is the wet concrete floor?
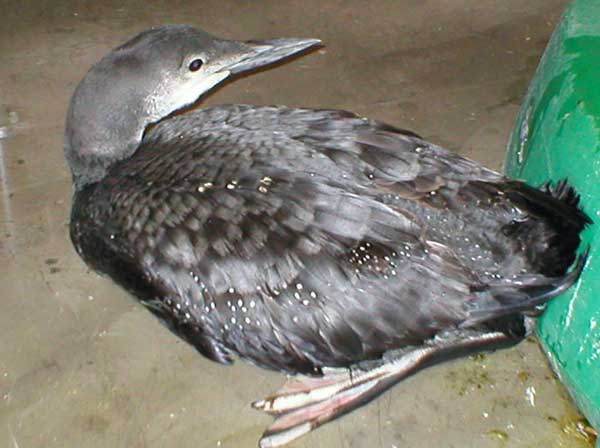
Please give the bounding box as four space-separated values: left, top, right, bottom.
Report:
0 1 595 447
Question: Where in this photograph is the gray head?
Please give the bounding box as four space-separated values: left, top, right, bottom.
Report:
65 25 320 189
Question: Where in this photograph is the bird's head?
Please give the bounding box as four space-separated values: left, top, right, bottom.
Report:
65 25 320 188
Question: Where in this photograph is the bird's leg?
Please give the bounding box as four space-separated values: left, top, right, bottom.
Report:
254 330 520 448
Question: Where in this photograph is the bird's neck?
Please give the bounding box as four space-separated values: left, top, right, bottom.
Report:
64 97 149 189
64 138 138 190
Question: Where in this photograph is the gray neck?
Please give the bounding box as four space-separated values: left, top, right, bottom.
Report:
64 136 142 190
64 73 149 190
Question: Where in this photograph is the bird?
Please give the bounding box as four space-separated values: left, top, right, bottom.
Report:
65 25 590 447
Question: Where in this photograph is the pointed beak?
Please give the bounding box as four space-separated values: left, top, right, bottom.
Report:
170 37 321 112
224 37 322 74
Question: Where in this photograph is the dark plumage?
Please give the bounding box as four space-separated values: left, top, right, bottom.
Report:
65 25 590 447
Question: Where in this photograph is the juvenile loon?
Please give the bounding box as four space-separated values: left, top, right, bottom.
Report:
65 25 590 447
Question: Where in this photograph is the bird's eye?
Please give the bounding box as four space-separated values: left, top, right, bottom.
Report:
188 58 204 72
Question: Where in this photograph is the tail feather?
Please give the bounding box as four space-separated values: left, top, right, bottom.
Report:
464 246 589 327
502 179 591 277
466 180 591 327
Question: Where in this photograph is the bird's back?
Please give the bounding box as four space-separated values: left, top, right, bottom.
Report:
70 104 589 373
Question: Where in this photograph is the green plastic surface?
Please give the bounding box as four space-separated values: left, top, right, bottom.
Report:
505 0 600 438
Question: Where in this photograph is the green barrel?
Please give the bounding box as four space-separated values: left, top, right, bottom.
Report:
505 0 600 441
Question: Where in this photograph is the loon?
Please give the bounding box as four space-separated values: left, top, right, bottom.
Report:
65 25 590 447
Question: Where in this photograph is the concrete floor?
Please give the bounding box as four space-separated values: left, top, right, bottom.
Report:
0 1 594 447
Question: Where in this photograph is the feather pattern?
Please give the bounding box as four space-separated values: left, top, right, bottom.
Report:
70 105 589 374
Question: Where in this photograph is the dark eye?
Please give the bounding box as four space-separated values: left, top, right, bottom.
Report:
188 58 204 72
